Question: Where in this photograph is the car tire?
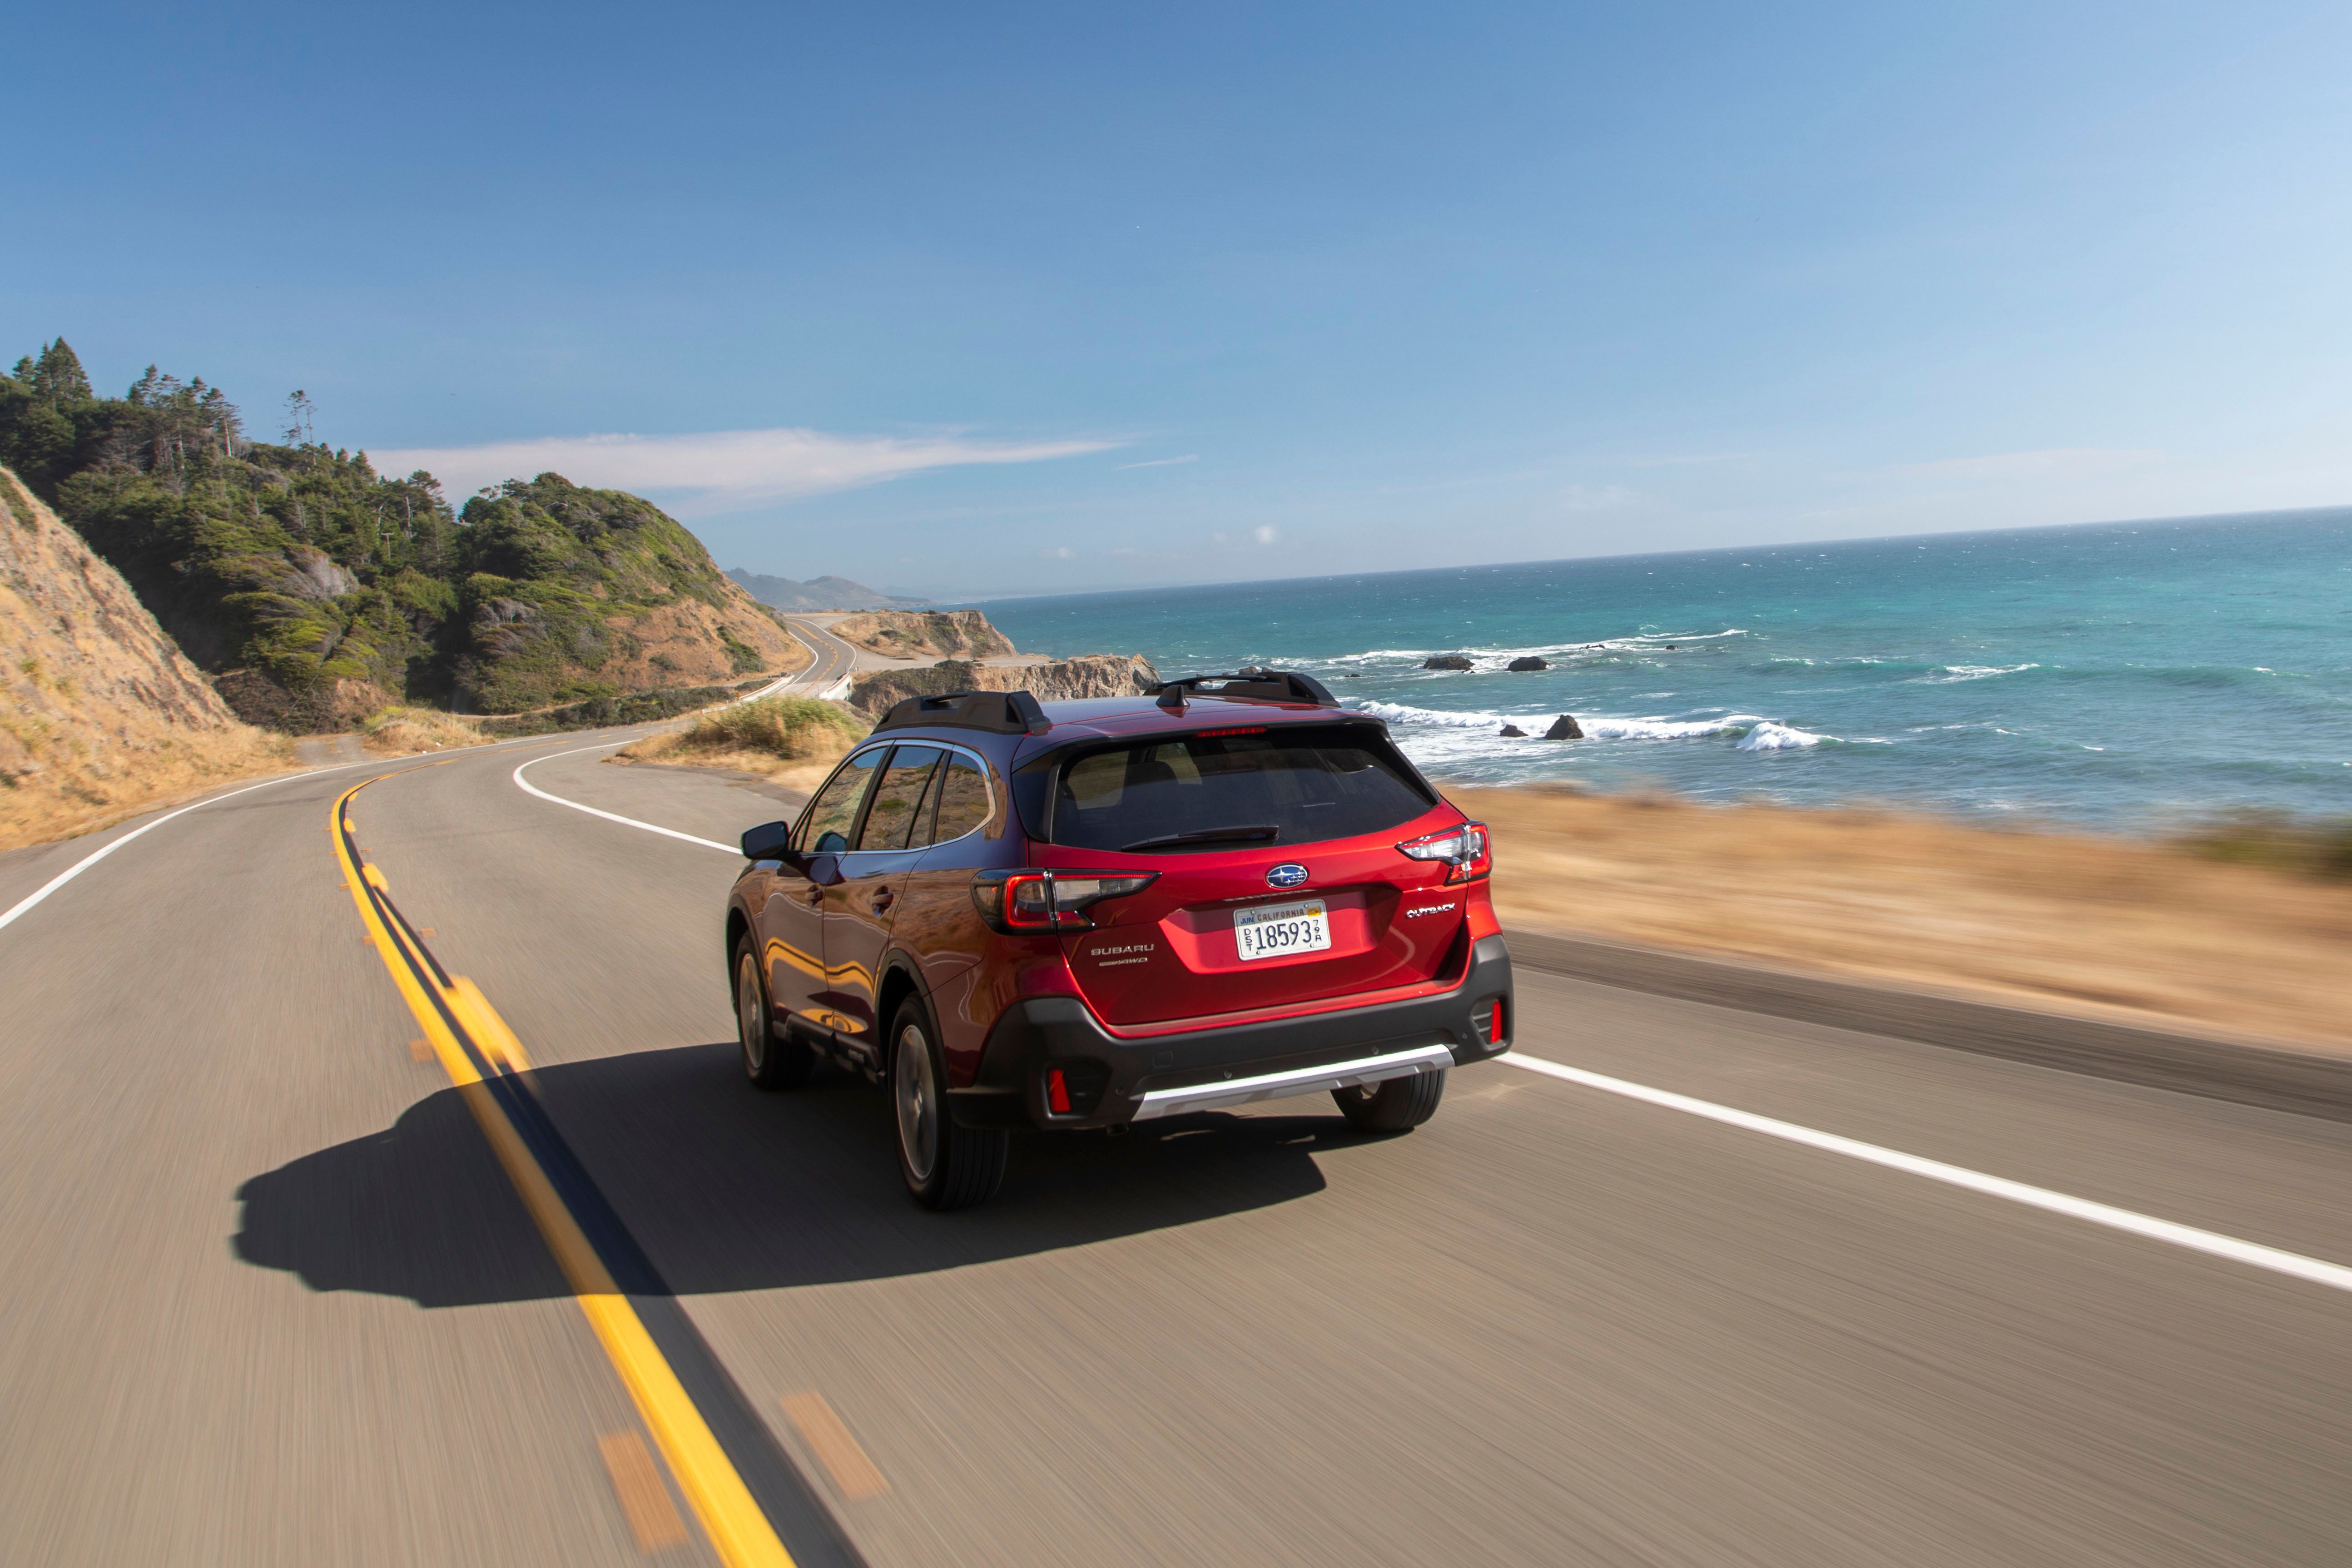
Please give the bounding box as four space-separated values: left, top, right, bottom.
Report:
1333 1066 1446 1131
735 937 816 1091
889 995 1007 1211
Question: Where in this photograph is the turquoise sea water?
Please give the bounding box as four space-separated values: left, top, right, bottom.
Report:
977 510 2352 827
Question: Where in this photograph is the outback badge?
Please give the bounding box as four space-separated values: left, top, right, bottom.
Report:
1266 862 1310 889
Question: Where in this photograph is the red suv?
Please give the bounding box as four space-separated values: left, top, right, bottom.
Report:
726 670 1515 1209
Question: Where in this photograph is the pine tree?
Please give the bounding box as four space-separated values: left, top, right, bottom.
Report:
26 339 92 405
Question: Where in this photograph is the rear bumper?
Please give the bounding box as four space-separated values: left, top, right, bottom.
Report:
948 933 1514 1130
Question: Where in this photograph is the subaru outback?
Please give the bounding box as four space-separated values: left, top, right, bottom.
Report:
725 670 1514 1209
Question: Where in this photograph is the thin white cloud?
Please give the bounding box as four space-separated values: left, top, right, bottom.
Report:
1624 451 1757 468
369 426 1119 511
1889 447 2156 481
1116 454 1200 470
1253 524 1278 545
1560 483 1638 512
1041 545 1076 560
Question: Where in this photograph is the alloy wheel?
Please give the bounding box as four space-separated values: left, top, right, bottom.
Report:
894 1022 939 1183
737 952 766 1077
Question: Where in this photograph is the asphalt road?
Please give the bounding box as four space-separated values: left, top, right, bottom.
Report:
4 733 2352 1566
749 617 859 702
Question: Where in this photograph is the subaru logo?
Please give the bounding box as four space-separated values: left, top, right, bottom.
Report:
1266 863 1309 889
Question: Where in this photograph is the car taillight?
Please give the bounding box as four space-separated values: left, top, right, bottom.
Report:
1395 821 1491 884
970 869 1160 933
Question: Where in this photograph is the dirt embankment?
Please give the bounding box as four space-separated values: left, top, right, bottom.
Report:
1461 785 2352 1053
847 654 1160 717
0 465 291 850
830 609 1016 661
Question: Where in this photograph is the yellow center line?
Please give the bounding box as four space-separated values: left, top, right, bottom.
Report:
330 775 797 1568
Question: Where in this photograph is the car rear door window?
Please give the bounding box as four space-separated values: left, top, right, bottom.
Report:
1051 725 1431 853
801 749 884 852
857 747 941 850
930 753 992 843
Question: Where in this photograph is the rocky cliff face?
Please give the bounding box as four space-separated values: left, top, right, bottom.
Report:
846 653 1160 717
829 609 1016 662
0 464 281 848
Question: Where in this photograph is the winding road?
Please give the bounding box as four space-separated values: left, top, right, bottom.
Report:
3 717 2351 1566
749 616 860 704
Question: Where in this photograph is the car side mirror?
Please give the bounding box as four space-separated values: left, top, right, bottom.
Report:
740 821 793 863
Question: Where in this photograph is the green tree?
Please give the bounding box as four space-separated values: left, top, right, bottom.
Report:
16 339 94 405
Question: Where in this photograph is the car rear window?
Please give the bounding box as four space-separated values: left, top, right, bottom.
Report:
1049 724 1433 853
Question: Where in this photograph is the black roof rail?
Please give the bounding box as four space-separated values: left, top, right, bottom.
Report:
1151 668 1339 709
874 689 1052 736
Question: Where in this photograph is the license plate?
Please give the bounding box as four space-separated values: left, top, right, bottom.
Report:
1233 898 1330 962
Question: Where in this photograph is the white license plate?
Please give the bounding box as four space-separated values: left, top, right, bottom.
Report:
1233 898 1331 962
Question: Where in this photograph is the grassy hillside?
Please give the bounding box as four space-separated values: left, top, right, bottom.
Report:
0 339 802 729
0 463 290 849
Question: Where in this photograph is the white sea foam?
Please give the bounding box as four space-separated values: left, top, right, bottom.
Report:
1735 722 1832 751
1917 663 2039 683
1582 715 1764 740
1351 701 1516 729
1352 700 1775 743
1305 628 1751 673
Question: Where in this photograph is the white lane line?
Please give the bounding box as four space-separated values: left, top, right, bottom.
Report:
512 747 738 855
1503 1052 2352 1297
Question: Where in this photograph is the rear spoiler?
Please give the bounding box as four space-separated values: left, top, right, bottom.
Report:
1151 668 1338 709
873 689 1052 736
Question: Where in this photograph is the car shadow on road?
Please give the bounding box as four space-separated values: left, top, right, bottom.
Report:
234 1043 1348 1307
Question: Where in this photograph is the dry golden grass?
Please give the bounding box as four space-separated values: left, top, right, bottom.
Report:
606 695 867 791
360 705 491 756
1459 786 2352 1053
1 462 300 853
0 728 296 853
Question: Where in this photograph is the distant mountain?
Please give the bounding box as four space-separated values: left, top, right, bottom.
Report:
726 568 931 612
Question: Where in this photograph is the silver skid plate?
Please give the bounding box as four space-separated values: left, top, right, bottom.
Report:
1130 1042 1454 1121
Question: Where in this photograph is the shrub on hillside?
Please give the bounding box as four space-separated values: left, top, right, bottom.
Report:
668 696 868 760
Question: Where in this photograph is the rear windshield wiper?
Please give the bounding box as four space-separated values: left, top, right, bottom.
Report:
1118 824 1280 853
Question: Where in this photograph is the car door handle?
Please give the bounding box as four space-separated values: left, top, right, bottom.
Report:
804 888 824 907
872 888 894 911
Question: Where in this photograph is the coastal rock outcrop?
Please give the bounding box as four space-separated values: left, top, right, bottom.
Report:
1543 714 1584 740
1508 656 1548 672
847 653 1160 718
1499 724 1527 737
1423 655 1473 671
831 609 1015 662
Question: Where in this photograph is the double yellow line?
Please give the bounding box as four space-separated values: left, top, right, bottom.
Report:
332 776 798 1568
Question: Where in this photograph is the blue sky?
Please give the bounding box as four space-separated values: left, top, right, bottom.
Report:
10 2 2350 597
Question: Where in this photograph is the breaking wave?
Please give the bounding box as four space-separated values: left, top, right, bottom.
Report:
1914 663 2039 684
1352 699 1822 747
1305 628 1752 674
1735 721 1833 751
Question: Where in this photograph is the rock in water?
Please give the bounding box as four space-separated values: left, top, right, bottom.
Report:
1543 714 1584 740
1507 656 1548 671
1423 655 1473 670
1499 724 1527 737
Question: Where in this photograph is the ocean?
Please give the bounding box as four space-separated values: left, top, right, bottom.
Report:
976 509 2352 828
